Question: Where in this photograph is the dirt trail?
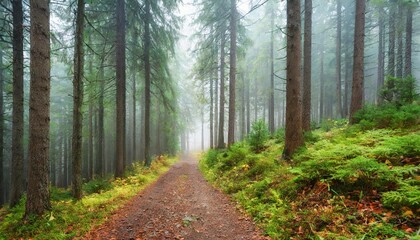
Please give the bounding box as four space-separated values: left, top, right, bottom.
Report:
83 155 268 240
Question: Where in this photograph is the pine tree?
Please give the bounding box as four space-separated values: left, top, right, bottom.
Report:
25 0 51 217
72 0 85 199
10 0 25 207
349 0 366 124
283 0 304 159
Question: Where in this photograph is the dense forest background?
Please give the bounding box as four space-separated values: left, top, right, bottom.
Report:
0 0 419 213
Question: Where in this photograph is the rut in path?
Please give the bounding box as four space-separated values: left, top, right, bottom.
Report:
84 155 268 240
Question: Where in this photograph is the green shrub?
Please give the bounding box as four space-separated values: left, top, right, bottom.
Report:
353 103 420 129
371 133 420 164
274 128 285 143
382 179 420 210
320 119 348 132
247 120 269 152
218 143 249 171
331 157 395 190
381 76 418 105
246 157 277 180
83 178 113 194
203 149 220 167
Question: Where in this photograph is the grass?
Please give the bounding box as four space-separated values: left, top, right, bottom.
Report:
200 106 420 239
0 155 177 240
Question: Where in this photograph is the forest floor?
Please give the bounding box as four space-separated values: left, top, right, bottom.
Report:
83 154 268 240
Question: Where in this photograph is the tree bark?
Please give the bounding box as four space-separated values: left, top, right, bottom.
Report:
240 73 245 140
268 6 275 134
214 53 219 147
71 0 85 200
246 74 250 135
217 26 226 149
335 0 343 118
404 5 412 77
25 0 51 217
388 1 396 77
349 0 366 124
227 0 237 146
302 0 312 131
11 0 25 207
144 0 152 166
319 42 325 121
132 74 137 161
96 63 104 177
63 124 68 187
210 62 214 149
283 0 303 159
396 3 403 79
0 49 4 205
88 96 93 179
377 8 385 104
115 0 126 175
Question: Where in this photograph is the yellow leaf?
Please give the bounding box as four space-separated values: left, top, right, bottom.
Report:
403 210 414 218
49 212 55 221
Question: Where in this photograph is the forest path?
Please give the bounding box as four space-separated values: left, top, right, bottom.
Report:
83 154 268 240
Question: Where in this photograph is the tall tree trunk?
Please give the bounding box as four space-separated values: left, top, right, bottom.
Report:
96 63 104 177
343 5 353 117
283 0 303 159
139 87 145 162
388 1 396 77
144 0 152 166
302 0 312 131
335 0 343 118
11 0 25 207
319 42 325 121
57 118 63 187
217 26 226 149
210 63 214 149
63 124 68 187
246 74 250 135
268 7 275 134
405 5 412 77
396 3 403 79
228 0 237 146
377 9 385 104
71 0 85 200
0 50 4 205
58 125 63 186
50 135 56 185
88 96 93 179
349 0 366 124
115 0 126 175
214 56 219 147
25 0 51 216
132 74 136 161
240 73 245 139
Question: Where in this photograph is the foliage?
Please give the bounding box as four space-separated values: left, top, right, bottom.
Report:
382 180 420 209
381 76 418 106
247 120 269 152
273 127 285 143
0 156 177 240
83 178 113 194
200 104 419 239
353 103 420 129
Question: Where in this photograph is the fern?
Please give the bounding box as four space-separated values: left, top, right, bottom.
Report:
382 180 420 209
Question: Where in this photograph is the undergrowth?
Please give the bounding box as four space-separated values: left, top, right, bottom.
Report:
200 104 420 239
0 155 177 240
